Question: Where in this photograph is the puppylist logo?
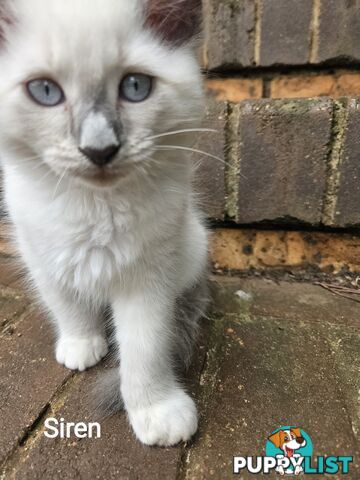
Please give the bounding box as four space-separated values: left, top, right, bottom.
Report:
233 426 353 476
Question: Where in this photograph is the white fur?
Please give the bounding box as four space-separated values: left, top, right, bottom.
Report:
80 112 118 151
0 0 207 446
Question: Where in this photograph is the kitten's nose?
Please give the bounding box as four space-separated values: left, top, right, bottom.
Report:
79 145 120 167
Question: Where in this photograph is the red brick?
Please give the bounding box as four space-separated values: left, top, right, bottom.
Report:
203 0 256 70
259 0 313 66
333 98 360 227
210 228 360 274
270 72 360 99
230 98 333 224
316 0 360 64
205 78 262 102
195 97 227 220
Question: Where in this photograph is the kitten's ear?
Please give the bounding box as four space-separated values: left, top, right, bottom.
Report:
145 0 202 46
0 1 13 44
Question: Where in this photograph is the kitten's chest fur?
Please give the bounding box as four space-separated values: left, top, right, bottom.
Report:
33 190 143 296
58 194 140 295
8 171 184 298
5 162 187 300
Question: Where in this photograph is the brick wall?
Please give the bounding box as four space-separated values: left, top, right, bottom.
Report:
198 0 360 229
202 0 360 70
197 97 360 228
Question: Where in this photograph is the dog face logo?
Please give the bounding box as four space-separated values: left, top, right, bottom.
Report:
266 426 312 476
268 428 307 458
234 427 352 476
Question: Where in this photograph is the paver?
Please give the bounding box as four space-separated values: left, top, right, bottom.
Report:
0 310 71 466
184 278 360 479
1 260 359 479
5 368 182 480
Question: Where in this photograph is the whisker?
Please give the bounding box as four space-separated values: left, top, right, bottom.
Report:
1 152 43 163
18 157 45 167
146 128 218 141
154 145 229 167
52 167 70 200
37 168 54 184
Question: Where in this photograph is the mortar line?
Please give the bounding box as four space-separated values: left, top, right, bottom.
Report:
321 99 350 226
262 77 271 98
254 0 262 66
309 0 321 63
201 0 210 69
224 103 240 221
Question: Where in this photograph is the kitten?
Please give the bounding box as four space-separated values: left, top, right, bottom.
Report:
0 0 209 446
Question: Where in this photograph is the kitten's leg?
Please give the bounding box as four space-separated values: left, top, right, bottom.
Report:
113 289 197 446
37 285 108 371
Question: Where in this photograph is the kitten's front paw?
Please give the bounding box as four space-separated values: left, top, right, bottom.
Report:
56 335 108 371
127 389 198 446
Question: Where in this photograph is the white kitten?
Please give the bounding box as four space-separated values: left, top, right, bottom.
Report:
0 0 208 446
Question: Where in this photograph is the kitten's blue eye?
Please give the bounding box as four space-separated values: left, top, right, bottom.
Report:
26 79 65 107
120 74 152 102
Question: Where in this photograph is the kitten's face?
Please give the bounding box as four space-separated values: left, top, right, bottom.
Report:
0 0 203 187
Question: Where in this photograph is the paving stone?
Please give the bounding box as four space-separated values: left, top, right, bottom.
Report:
195 97 227 220
211 276 360 329
0 256 25 290
259 0 313 66
1 262 359 478
3 313 211 480
0 289 29 334
5 339 212 480
317 0 360 65
231 98 332 225
0 310 71 465
184 281 360 479
326 326 360 441
203 0 256 70
5 366 182 480
0 261 30 334
333 98 360 227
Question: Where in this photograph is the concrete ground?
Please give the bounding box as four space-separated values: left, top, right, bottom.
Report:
0 251 359 479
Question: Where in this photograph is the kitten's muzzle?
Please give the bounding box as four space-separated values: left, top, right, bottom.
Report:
79 145 120 167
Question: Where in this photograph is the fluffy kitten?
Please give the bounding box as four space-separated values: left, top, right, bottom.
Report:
0 0 208 446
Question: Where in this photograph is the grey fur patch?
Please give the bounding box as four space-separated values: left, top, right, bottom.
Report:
174 274 210 368
91 368 124 418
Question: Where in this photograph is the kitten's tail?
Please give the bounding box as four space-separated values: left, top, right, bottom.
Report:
92 368 123 417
